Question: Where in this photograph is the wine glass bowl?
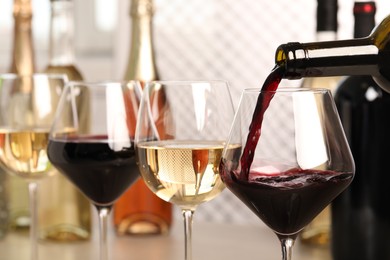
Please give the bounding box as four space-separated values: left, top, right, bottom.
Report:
136 140 227 209
0 130 54 180
47 134 139 207
220 88 355 259
47 80 142 260
0 73 67 260
135 80 235 260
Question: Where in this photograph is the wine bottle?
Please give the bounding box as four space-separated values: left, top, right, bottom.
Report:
7 0 36 232
10 0 36 75
39 0 92 241
300 0 339 92
113 0 172 236
300 0 339 246
332 2 390 259
44 0 83 80
274 10 390 93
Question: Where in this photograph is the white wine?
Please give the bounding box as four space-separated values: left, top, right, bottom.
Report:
0 130 53 180
7 0 36 232
137 140 239 210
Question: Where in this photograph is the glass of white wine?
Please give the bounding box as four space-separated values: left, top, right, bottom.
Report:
135 80 235 260
0 73 67 260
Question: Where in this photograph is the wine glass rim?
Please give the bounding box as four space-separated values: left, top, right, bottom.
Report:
66 80 141 87
147 79 229 85
0 73 68 80
243 87 330 94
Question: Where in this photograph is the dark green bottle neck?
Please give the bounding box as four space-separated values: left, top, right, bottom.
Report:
274 12 390 92
275 38 379 79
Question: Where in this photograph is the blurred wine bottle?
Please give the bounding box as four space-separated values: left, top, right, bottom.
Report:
10 0 36 75
300 0 340 92
299 0 339 246
113 0 172 236
39 0 92 241
44 0 83 80
332 1 390 259
7 0 36 233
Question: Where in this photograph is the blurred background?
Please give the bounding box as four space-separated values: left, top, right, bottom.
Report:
0 0 390 227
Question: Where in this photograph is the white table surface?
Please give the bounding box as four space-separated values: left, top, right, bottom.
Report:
0 219 332 260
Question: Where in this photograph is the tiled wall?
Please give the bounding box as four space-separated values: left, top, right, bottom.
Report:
113 0 390 225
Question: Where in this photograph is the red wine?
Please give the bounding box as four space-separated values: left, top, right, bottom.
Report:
240 66 284 179
331 3 390 259
47 136 139 207
220 167 353 235
332 76 390 259
222 62 354 236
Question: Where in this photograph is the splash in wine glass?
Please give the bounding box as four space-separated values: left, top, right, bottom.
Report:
135 80 235 260
220 88 355 260
47 81 142 260
0 73 67 260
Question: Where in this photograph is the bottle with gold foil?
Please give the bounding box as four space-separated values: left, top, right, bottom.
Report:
10 0 36 76
39 0 91 241
113 0 172 235
7 0 36 232
299 0 340 246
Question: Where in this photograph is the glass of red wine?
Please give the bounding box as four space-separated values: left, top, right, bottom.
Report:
220 88 355 260
47 81 142 260
135 80 235 260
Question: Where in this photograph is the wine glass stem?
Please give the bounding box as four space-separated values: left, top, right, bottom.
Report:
28 181 38 260
280 237 295 260
97 206 111 260
182 209 195 260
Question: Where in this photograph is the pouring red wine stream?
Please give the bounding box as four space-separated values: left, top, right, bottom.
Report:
239 66 284 180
